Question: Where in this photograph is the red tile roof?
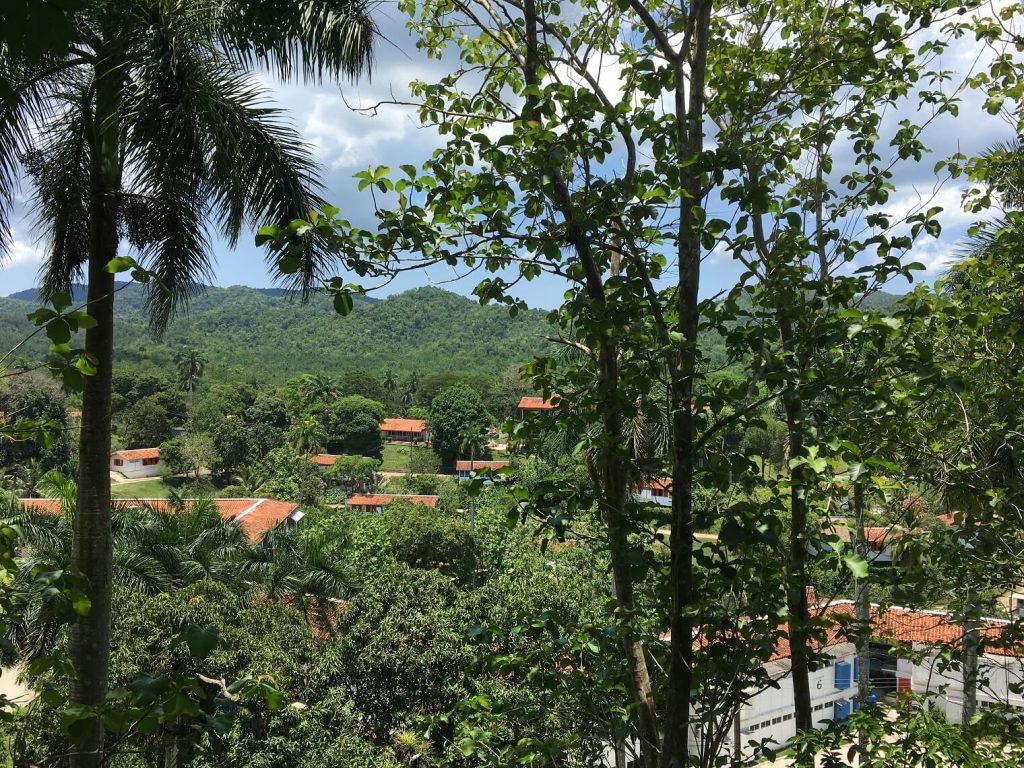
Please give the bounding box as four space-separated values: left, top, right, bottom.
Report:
666 602 1024 661
310 454 339 466
17 497 298 542
112 448 160 461
347 494 439 508
455 460 508 472
380 418 427 433
518 396 554 411
638 478 672 493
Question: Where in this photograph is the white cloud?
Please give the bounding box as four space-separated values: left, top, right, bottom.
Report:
303 92 421 170
910 237 961 277
4 234 44 267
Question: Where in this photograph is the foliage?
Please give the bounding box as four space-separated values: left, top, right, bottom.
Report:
0 286 553 380
160 435 215 480
320 396 386 458
429 385 489 468
385 499 478 583
0 370 70 470
120 395 174 450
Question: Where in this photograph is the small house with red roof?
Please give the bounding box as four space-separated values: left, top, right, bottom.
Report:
455 460 508 481
346 494 440 514
635 478 672 507
381 418 429 443
309 454 339 467
110 448 163 479
517 396 555 420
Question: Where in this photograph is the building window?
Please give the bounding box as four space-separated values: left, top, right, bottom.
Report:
113 459 123 467
142 457 159 466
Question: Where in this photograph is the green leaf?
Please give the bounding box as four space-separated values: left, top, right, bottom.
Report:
105 256 135 273
333 292 354 316
842 553 869 579
51 291 72 312
185 625 219 660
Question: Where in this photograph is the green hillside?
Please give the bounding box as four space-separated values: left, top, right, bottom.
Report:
0 285 552 380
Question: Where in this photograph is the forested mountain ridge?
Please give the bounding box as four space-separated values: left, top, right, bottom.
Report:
0 284 552 379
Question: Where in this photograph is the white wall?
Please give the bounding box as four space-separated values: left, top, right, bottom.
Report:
110 457 163 479
909 646 1024 724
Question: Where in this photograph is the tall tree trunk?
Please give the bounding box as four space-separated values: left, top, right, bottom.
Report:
661 4 711 766
780 317 813 734
854 482 871 758
69 51 121 768
962 588 980 736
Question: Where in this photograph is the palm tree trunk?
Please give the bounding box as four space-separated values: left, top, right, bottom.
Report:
69 50 122 768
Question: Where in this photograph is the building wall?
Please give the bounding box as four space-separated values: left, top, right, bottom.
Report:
110 457 163 479
722 644 860 758
908 647 1024 724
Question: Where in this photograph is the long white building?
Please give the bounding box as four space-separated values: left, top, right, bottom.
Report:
611 602 1024 765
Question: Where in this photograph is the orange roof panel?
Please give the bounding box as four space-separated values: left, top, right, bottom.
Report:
112 448 160 461
381 418 427 432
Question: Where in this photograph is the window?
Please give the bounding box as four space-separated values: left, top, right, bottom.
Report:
782 714 792 721
113 459 123 467
771 717 781 725
142 457 159 466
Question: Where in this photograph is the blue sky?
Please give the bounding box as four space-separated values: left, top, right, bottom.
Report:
0 7 1017 310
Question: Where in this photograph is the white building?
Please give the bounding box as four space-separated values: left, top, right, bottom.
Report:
634 478 672 507
615 602 1024 765
110 448 163 478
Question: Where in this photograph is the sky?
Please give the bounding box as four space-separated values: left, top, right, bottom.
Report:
0 4 1018 310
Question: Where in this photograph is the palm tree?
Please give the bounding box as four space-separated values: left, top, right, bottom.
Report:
2 479 255 661
300 373 338 408
242 526 355 635
0 4 375 760
175 346 208 408
231 466 268 497
289 417 326 506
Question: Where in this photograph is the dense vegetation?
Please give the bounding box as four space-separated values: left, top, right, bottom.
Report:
2 1 1024 768
0 285 553 380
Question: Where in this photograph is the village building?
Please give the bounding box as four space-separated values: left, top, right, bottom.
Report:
455 460 508 481
634 478 672 507
309 453 339 467
109 448 163 479
517 396 555 420
381 417 429 443
17 497 303 543
346 494 440 514
666 601 1024 761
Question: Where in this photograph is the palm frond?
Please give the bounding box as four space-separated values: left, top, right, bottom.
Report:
221 0 377 84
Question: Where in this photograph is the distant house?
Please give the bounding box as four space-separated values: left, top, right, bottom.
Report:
346 494 439 514
110 448 163 479
17 497 302 543
381 418 429 443
517 396 555 419
635 478 672 507
455 460 509 481
309 454 339 467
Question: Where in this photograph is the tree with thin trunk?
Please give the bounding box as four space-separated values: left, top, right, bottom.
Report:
175 346 207 409
0 2 375 763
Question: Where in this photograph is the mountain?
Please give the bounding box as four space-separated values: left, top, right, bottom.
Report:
0 284 551 380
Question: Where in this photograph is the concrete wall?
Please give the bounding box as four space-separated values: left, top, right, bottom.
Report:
110 457 163 479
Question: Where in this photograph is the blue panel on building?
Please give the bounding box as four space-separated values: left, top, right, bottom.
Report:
834 661 852 690
851 698 860 713
853 656 860 683
834 699 851 720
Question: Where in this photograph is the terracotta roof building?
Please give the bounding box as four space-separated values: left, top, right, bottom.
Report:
380 418 429 443
517 396 555 418
455 460 508 480
309 454 339 467
17 497 302 543
346 494 439 514
110 448 163 479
